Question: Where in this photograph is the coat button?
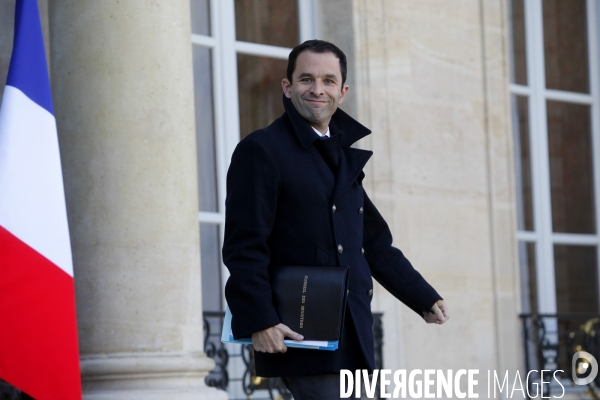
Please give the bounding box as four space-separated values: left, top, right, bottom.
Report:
361 248 365 255
337 244 344 253
332 204 337 213
347 289 350 296
358 207 364 214
368 289 373 296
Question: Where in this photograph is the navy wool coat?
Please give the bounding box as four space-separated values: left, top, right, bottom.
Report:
223 96 441 377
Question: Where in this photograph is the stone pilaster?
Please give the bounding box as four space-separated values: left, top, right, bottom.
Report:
349 0 521 393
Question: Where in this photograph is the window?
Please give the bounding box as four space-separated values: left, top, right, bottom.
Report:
509 0 600 316
190 3 315 395
190 0 316 314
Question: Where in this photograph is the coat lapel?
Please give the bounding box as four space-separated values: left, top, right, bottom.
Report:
281 95 374 201
309 144 336 195
332 147 372 202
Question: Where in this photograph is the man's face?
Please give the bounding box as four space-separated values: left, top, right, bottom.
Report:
282 51 349 132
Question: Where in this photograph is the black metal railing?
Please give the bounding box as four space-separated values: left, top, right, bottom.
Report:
519 313 600 399
204 311 385 400
0 380 33 400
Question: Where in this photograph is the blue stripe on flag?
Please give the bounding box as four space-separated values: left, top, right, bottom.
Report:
5 0 54 115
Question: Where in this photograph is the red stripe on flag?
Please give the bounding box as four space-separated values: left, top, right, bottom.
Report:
0 226 82 399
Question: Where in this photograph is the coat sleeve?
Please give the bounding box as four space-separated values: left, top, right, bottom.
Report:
362 188 442 318
222 137 281 339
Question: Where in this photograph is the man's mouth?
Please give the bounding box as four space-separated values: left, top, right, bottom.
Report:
304 98 328 104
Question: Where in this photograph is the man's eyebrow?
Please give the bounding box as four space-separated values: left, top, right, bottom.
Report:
296 72 339 80
296 72 314 79
322 74 339 80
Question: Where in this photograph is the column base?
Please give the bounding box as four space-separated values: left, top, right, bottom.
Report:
81 351 227 400
84 389 226 400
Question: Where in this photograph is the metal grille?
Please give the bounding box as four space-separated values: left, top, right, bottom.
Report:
204 311 385 400
520 313 600 398
0 380 33 400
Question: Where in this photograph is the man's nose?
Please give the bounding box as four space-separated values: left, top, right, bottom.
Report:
310 80 325 96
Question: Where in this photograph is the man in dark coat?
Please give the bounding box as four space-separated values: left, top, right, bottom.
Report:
222 40 449 399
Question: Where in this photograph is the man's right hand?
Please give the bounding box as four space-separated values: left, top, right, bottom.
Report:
251 323 304 353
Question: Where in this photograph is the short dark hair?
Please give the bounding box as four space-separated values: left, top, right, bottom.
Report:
286 40 348 86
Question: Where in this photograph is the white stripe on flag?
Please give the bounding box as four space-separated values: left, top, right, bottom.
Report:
0 85 73 277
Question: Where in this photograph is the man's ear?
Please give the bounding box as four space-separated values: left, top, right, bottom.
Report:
281 78 292 98
338 84 349 105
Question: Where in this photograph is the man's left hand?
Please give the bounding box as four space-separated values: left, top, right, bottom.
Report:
423 299 449 324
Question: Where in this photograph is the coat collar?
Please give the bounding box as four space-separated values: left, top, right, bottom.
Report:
282 95 371 149
282 95 373 202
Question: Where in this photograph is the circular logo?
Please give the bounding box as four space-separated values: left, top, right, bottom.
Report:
572 351 598 386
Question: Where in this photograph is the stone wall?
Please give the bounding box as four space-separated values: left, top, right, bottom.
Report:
341 0 521 390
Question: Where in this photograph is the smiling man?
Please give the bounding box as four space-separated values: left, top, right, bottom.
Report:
222 40 449 399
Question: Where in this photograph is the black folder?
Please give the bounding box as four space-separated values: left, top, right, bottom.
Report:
271 265 349 341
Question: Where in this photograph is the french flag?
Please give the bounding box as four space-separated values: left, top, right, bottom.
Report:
0 0 82 398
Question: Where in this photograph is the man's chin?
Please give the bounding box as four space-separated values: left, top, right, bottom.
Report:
307 107 331 118
306 114 327 126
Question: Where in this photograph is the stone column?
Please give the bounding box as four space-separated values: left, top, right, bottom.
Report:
48 1 226 398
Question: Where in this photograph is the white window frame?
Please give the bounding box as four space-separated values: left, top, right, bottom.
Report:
510 0 600 314
192 0 317 309
191 3 316 397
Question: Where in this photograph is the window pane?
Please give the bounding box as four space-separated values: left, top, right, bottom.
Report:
518 242 537 313
192 46 219 212
509 0 527 85
554 245 598 313
237 54 287 140
512 95 534 231
235 0 299 48
543 0 589 93
547 101 595 234
190 0 211 36
200 223 222 311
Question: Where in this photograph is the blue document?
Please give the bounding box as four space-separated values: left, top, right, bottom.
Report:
221 307 338 351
